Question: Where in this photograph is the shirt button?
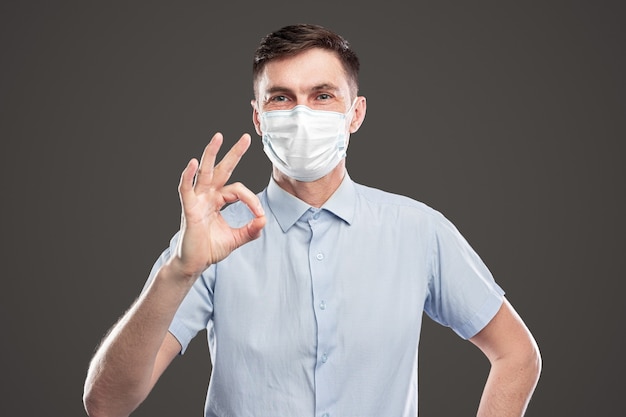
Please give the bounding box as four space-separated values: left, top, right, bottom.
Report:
321 353 328 363
322 413 329 417
319 300 326 310
316 252 324 260
313 212 320 220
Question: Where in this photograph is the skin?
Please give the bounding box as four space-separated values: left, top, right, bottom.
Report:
251 48 367 207
83 47 541 417
83 133 266 417
470 298 542 416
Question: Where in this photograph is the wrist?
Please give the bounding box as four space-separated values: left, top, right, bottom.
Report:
160 257 204 289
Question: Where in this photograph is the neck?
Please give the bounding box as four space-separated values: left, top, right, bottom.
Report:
273 162 346 208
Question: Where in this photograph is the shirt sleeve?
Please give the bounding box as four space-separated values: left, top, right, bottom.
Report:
142 232 215 354
424 211 505 339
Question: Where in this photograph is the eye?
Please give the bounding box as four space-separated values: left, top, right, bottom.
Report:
317 93 332 101
269 95 289 102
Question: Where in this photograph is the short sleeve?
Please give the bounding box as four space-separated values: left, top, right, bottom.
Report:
424 211 505 339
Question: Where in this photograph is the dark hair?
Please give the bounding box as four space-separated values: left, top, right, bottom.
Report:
253 24 360 97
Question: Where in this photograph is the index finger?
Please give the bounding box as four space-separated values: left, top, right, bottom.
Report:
194 132 224 188
210 133 252 187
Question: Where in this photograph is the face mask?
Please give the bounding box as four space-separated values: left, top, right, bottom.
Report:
260 99 357 182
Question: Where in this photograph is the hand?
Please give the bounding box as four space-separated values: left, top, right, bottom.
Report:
171 132 266 280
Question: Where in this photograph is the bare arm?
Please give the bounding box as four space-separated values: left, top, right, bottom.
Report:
470 297 542 417
83 133 266 417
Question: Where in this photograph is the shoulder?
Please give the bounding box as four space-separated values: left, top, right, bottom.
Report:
352 181 443 221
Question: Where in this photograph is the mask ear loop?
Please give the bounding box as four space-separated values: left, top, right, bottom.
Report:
346 97 358 116
341 97 361 153
345 97 360 134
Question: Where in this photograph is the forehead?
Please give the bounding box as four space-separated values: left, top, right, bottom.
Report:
255 48 351 95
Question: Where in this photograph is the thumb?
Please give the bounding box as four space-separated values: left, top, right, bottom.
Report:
235 215 266 245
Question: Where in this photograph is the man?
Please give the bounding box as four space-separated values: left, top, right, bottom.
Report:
83 24 541 417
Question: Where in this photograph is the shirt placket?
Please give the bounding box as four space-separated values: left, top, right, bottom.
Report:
308 208 336 417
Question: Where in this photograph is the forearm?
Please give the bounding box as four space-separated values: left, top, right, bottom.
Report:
83 261 197 417
83 134 265 417
476 348 542 417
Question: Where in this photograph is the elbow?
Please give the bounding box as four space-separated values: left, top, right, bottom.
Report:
83 376 146 417
83 384 109 417
529 340 542 383
83 369 107 417
83 381 124 417
493 334 542 386
83 392 103 417
523 330 542 376
512 335 542 388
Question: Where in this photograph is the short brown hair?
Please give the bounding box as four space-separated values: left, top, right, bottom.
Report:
252 24 360 98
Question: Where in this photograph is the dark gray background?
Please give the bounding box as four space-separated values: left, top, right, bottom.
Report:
1 1 624 415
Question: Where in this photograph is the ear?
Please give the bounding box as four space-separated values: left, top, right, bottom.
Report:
349 96 367 133
251 99 262 136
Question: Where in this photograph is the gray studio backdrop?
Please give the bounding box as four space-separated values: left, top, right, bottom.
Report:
1 1 624 416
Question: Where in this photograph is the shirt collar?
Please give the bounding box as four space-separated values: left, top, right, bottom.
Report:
267 173 356 232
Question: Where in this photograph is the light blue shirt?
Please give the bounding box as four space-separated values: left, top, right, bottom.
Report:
146 174 505 417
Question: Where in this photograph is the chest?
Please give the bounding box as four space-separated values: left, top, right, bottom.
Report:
211 217 430 358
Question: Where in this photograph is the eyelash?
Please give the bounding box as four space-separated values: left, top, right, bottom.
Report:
270 93 333 102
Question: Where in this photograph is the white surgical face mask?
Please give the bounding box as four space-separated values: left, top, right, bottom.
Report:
260 99 357 182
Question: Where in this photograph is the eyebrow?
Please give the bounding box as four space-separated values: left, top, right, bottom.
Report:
264 83 340 96
311 83 340 93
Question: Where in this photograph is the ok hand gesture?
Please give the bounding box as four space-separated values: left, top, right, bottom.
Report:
171 132 266 280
